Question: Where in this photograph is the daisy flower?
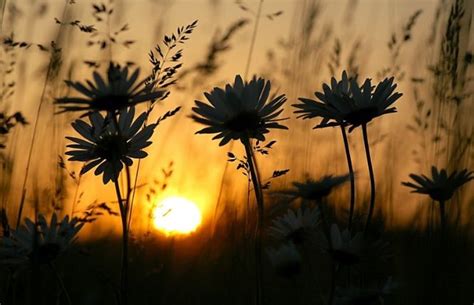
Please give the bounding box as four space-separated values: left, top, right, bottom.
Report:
191 75 288 146
402 166 473 229
268 207 320 245
402 166 473 202
266 242 302 278
294 71 352 128
326 224 363 266
65 107 155 184
278 174 351 202
55 62 165 116
0 213 83 265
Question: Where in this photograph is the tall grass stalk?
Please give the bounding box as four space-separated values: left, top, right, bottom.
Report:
15 1 69 229
242 136 264 305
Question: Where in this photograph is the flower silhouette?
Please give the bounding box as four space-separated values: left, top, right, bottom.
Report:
278 174 350 202
191 75 288 146
402 166 473 202
326 224 363 266
66 107 155 184
268 207 320 245
294 72 402 132
56 63 165 116
0 213 83 265
294 71 352 128
266 242 302 278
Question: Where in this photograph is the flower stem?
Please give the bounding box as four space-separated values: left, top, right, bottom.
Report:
439 200 446 230
362 124 376 233
340 126 356 229
111 114 129 305
49 263 72 305
113 177 128 305
242 137 264 305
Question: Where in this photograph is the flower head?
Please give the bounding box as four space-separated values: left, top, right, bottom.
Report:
191 75 288 146
268 207 320 245
326 224 363 266
278 174 350 202
66 107 155 184
402 166 473 201
266 242 302 278
294 71 402 131
294 71 352 128
56 63 165 116
0 213 83 265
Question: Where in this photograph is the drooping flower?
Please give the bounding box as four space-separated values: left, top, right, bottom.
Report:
0 213 83 265
55 63 165 116
277 174 351 202
266 242 302 278
402 166 473 202
66 107 155 184
191 75 288 146
268 207 320 245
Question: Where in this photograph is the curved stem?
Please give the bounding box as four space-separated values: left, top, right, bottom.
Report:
340 126 355 229
242 137 264 305
362 124 376 233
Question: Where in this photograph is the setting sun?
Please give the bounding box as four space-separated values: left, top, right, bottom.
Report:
152 196 202 235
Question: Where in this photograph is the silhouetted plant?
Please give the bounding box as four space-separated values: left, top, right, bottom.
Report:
402 166 473 229
0 112 28 149
268 207 320 246
0 213 83 304
266 242 302 278
191 75 287 305
64 106 156 304
294 72 357 229
55 63 165 116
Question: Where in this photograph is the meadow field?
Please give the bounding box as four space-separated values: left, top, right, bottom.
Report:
0 0 473 304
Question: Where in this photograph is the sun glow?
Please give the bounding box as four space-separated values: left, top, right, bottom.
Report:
153 196 202 235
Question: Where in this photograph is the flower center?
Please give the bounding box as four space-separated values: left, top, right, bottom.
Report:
95 134 128 162
34 242 61 264
344 106 379 125
224 111 263 133
287 227 311 245
93 95 130 111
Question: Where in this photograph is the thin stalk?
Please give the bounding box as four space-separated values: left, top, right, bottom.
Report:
111 114 129 305
242 137 264 305
70 175 82 217
340 126 355 229
49 263 72 305
15 1 69 229
244 0 264 78
439 200 446 230
362 124 376 233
